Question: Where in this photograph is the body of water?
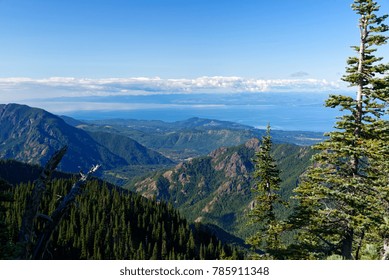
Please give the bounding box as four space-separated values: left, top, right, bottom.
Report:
33 92 352 132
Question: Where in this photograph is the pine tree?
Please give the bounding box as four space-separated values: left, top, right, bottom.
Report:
247 125 285 259
0 179 14 259
292 0 389 260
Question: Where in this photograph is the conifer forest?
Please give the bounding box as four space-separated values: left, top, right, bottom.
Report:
0 0 389 260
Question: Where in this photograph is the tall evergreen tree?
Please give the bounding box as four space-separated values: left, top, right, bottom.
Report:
247 125 285 259
292 0 389 260
0 179 14 259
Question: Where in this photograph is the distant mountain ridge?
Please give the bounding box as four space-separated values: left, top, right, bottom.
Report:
86 117 325 144
73 117 325 162
0 104 172 173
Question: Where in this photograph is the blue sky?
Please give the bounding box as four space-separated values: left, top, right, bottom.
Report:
0 0 375 79
0 0 388 131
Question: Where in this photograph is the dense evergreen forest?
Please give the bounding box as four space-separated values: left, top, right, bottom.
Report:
1 0 389 261
0 168 242 260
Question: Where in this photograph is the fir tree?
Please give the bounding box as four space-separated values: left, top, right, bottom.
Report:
3 174 243 260
247 125 285 259
0 179 14 259
292 0 389 260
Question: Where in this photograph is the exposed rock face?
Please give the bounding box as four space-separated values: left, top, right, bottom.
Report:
178 173 191 185
211 143 254 178
133 178 158 199
209 147 228 160
130 139 259 235
129 138 314 238
227 152 246 178
245 138 261 151
202 196 219 213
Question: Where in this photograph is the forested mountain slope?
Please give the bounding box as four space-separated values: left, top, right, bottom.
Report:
0 161 242 260
0 104 172 173
128 139 315 238
0 159 73 185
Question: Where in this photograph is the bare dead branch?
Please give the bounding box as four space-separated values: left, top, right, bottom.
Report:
32 164 100 259
17 146 68 259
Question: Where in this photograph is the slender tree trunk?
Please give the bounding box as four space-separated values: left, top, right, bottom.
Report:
352 15 367 178
382 238 389 260
341 228 354 260
355 230 365 260
346 11 369 263
352 16 367 172
356 16 367 105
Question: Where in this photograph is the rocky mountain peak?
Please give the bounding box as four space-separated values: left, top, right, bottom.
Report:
244 138 261 151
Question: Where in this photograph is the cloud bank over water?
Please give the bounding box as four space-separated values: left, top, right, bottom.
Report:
0 76 352 131
0 76 348 103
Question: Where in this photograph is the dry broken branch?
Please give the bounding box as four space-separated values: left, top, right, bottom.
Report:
17 146 68 259
32 164 101 259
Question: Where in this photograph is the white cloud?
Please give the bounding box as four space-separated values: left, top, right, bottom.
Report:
24 101 226 114
0 76 349 104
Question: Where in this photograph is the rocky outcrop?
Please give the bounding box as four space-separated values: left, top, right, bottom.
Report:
129 138 314 238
